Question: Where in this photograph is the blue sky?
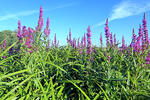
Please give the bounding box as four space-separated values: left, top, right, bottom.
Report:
0 0 150 46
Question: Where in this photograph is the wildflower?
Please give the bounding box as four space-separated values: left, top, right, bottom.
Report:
139 24 143 37
134 25 142 53
17 20 22 39
135 36 141 53
3 33 6 49
107 56 111 61
1 33 6 50
81 37 84 48
22 26 28 37
100 32 103 45
87 25 92 55
131 28 136 47
54 34 57 46
114 34 117 46
2 56 6 59
105 18 110 47
44 17 50 37
25 27 33 48
69 28 72 45
84 33 86 47
110 32 113 46
143 13 149 45
122 36 126 49
145 52 150 64
36 6 43 31
9 46 13 55
73 38 76 48
77 38 80 48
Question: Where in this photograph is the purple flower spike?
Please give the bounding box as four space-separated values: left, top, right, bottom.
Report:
122 36 125 49
44 17 50 37
46 17 49 28
73 38 76 48
100 32 103 45
22 26 28 37
84 33 86 47
87 25 92 55
37 6 43 31
131 28 136 47
139 24 142 37
1 43 3 49
1 33 6 50
54 34 57 46
69 28 72 45
3 33 6 49
81 37 84 48
114 34 117 46
143 13 149 45
135 36 141 53
105 18 110 47
77 38 80 48
110 32 113 46
145 52 150 64
17 20 22 39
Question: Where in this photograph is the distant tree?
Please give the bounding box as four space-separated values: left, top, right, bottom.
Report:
0 30 17 46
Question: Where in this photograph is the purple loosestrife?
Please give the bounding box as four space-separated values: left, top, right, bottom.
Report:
135 24 143 53
110 32 113 47
131 28 136 47
107 56 111 61
135 36 141 53
100 32 103 45
17 20 22 40
54 34 57 46
84 33 86 47
77 38 80 48
69 28 72 45
79 45 83 54
142 35 147 53
37 6 43 31
28 27 33 42
25 27 33 48
105 18 110 47
73 38 76 48
44 17 50 37
122 36 126 49
9 45 13 55
81 37 84 48
3 33 6 49
22 26 28 37
143 13 149 45
114 34 117 46
145 52 150 64
1 33 6 50
139 24 143 37
87 26 92 55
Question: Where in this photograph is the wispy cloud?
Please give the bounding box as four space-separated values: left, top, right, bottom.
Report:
0 10 38 21
49 2 76 11
0 2 76 22
94 0 150 27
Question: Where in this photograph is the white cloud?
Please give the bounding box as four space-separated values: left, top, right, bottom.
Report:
0 10 38 21
0 2 76 22
94 0 150 27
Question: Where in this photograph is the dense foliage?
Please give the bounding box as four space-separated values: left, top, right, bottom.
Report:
0 6 149 100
